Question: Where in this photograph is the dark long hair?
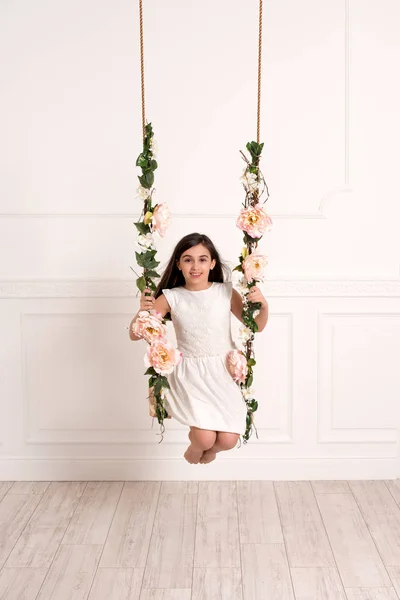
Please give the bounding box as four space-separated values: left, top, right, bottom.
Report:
155 233 230 299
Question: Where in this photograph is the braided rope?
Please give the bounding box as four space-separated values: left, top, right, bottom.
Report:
257 0 263 144
139 0 146 141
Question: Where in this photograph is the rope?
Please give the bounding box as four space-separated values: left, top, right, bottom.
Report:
257 0 263 144
139 0 146 141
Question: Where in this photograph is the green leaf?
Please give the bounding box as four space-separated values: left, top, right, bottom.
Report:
146 258 160 268
136 250 159 270
146 270 160 278
154 379 163 395
247 373 254 387
233 265 243 272
138 171 154 189
134 222 150 235
135 252 145 267
138 174 150 189
145 171 154 187
150 159 158 171
136 153 149 168
136 276 146 292
247 358 256 367
250 399 258 412
246 141 263 158
147 279 157 292
250 301 262 311
145 367 157 376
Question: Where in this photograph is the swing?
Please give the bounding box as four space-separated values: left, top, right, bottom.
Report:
131 0 272 443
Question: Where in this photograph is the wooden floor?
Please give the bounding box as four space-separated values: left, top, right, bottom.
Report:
1 481 400 599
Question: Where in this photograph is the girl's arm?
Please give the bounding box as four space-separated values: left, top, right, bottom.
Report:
129 290 171 341
230 286 269 333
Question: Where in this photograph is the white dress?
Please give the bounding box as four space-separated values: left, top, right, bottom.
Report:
162 281 247 434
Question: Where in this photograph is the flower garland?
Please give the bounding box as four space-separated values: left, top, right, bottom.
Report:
130 123 181 440
230 140 272 442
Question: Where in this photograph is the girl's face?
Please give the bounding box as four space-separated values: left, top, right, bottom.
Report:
177 244 216 287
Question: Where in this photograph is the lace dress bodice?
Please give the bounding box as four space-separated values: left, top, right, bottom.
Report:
162 282 235 358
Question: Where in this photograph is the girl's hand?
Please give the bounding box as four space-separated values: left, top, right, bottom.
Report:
247 286 267 308
140 288 155 311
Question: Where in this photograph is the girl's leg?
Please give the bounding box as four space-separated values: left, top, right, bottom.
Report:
200 431 239 464
184 427 217 464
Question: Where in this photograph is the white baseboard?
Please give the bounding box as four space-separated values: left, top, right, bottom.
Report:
0 457 398 481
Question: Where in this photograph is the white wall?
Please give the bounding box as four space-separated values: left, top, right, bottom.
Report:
1 0 399 480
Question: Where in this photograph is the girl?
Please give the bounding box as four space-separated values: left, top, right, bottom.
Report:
129 233 269 464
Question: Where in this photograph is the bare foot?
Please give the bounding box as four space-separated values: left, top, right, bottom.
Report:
184 445 203 464
199 448 217 464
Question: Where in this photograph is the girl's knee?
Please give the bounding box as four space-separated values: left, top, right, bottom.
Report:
190 427 217 451
216 432 239 451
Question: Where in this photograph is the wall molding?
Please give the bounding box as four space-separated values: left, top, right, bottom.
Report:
1 279 400 298
317 311 400 444
0 210 334 220
20 310 294 446
0 455 397 481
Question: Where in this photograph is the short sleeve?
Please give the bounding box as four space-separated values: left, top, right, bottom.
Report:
162 288 175 312
224 281 233 300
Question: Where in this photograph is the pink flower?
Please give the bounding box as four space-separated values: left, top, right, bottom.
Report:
152 203 171 237
144 339 182 376
236 204 272 239
226 349 248 384
131 310 167 344
242 253 268 283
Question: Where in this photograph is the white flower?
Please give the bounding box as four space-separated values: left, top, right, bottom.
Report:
150 137 158 158
253 309 260 318
240 170 259 191
137 233 155 249
136 185 151 200
242 387 255 400
236 277 249 295
239 326 253 344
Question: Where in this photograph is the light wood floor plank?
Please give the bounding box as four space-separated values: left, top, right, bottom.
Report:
100 482 160 569
142 491 196 589
36 544 102 600
160 482 198 495
63 482 123 545
311 481 351 494
385 481 400 507
316 492 391 587
192 567 242 600
386 566 400 597
274 481 335 567
241 543 295 600
0 493 42 569
345 588 399 599
0 567 48 600
290 566 347 600
88 567 144 600
0 483 13 502
9 483 50 496
195 482 240 569
140 591 191 600
349 480 400 566
237 481 283 544
6 482 86 568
